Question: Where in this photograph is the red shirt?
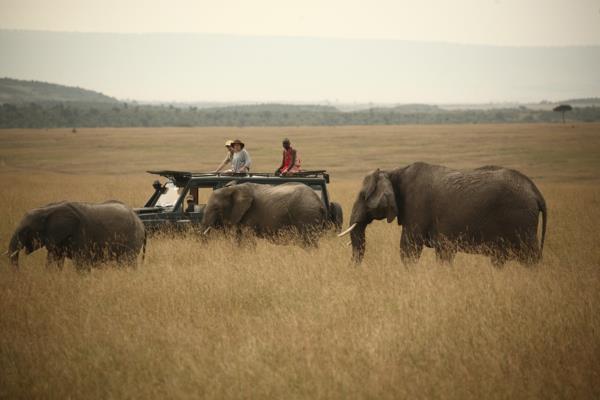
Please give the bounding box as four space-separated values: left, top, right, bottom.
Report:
280 147 301 173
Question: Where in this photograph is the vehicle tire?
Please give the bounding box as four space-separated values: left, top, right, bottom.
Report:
329 202 343 232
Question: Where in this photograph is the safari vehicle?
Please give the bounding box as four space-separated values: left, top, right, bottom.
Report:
135 170 343 234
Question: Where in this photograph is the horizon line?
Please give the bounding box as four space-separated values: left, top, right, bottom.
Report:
2 28 600 49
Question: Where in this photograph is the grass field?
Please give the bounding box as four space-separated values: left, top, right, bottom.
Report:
0 124 599 398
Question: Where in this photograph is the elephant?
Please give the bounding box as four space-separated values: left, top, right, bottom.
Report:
201 182 327 246
7 201 146 270
339 162 547 266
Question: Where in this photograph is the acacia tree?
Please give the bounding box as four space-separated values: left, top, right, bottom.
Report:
553 104 572 123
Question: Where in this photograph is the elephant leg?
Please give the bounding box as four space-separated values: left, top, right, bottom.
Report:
233 227 243 246
234 227 257 249
117 252 137 269
400 231 423 265
128 250 141 269
435 246 456 265
516 237 542 266
78 263 92 273
490 251 507 268
73 255 92 273
300 229 320 249
46 249 65 270
516 251 541 267
126 253 139 269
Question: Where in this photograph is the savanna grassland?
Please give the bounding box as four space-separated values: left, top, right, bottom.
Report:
0 124 599 399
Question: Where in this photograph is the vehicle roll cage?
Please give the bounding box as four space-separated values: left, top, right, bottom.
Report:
144 170 332 211
147 170 330 184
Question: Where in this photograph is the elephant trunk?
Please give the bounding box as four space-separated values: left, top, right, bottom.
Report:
200 212 216 230
201 206 225 234
199 208 218 238
348 201 372 264
350 222 368 264
8 233 22 267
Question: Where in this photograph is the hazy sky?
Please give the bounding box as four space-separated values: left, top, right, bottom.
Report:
2 31 599 103
1 0 599 46
1 1 599 103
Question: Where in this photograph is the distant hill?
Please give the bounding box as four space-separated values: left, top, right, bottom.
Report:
0 78 118 104
391 104 441 113
205 103 340 113
2 99 599 128
0 77 599 128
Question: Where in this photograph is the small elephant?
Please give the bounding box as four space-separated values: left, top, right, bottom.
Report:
340 162 547 266
8 201 146 270
201 182 327 246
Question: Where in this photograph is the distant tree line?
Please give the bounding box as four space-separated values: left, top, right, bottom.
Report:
1 102 600 128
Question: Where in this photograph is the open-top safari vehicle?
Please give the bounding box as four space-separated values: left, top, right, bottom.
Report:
135 170 343 234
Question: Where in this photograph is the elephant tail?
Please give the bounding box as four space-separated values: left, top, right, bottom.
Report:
142 231 147 264
527 178 547 257
538 194 547 255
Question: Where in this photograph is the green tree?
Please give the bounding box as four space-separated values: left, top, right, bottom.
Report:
553 104 573 123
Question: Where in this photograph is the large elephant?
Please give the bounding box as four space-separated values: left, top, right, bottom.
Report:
340 162 547 266
201 182 327 246
8 201 146 270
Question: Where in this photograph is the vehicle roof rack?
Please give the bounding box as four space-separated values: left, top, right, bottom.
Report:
147 170 330 183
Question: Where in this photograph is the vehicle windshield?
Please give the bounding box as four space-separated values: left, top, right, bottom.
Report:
155 182 181 207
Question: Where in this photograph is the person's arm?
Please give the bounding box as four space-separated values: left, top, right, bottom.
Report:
242 150 252 172
214 154 230 172
214 160 226 172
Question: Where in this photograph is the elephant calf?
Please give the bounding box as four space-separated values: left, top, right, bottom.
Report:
201 182 327 246
8 201 146 270
340 162 547 266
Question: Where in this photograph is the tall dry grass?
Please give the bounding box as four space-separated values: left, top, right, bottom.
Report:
0 125 599 398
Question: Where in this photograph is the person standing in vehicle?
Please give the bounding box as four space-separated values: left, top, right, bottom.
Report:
231 139 251 173
214 140 235 172
277 138 301 175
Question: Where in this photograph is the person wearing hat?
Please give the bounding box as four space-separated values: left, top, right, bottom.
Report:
276 138 301 176
214 139 235 172
231 139 251 173
185 194 196 212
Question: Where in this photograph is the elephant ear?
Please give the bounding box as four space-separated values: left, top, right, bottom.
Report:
364 171 398 223
44 204 80 246
362 168 381 199
228 185 254 225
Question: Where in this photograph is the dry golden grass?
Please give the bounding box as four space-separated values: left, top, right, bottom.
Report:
0 124 599 398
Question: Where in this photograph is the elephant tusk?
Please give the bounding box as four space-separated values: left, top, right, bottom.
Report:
338 223 357 237
346 241 352 247
9 250 19 258
202 227 211 235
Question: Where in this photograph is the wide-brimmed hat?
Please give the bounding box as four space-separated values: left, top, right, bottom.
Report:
232 139 245 148
225 139 234 147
